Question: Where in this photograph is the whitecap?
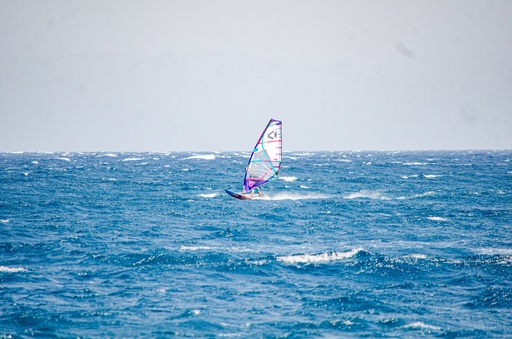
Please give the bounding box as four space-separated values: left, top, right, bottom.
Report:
199 193 218 198
0 219 9 223
400 321 440 331
344 190 392 201
423 174 442 178
184 154 216 160
245 259 270 266
56 157 71 162
415 191 436 198
427 216 448 222
179 245 214 252
402 174 419 179
473 248 512 256
406 254 428 260
259 193 328 201
278 176 297 182
403 162 428 166
277 248 362 265
291 152 315 157
398 192 436 200
0 266 27 273
283 156 298 160
122 157 142 162
400 174 419 179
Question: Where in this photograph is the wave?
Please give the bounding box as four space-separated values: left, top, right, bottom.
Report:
184 154 216 160
179 245 257 253
405 254 429 260
344 190 392 201
198 193 218 198
278 176 297 182
290 152 315 157
97 153 118 157
122 157 143 162
397 191 436 200
427 216 448 222
400 174 419 179
415 191 436 198
0 266 27 273
257 193 329 201
401 321 441 331
55 157 71 162
423 174 443 178
1 219 10 223
277 248 363 265
403 162 428 166
473 248 512 256
400 321 441 331
179 246 214 252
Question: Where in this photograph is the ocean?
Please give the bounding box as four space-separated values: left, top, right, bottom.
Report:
1 151 511 338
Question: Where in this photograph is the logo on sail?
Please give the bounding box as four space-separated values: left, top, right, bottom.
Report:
267 130 279 140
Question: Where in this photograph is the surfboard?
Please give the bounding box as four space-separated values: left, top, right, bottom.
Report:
225 189 252 200
225 118 282 200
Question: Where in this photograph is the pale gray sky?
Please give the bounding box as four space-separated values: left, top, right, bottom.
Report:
1 0 511 151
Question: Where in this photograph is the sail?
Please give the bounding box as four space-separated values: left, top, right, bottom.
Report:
243 119 282 192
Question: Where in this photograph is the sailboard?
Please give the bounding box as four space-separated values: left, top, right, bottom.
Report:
226 118 282 200
224 189 252 200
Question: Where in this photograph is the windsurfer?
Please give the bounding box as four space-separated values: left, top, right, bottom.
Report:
250 186 263 197
241 186 263 197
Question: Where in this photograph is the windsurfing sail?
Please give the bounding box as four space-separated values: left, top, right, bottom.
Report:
243 118 282 192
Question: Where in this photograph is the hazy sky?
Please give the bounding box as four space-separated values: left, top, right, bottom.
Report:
1 0 511 151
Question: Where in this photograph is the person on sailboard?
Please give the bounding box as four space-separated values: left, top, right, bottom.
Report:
250 186 263 197
242 186 263 198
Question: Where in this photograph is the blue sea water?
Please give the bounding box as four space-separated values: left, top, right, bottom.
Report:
1 150 511 338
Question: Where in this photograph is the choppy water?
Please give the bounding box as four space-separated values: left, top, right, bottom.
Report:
1 151 511 338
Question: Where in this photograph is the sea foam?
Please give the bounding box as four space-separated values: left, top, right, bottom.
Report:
344 190 392 200
184 154 216 160
199 193 219 198
277 248 362 265
400 321 440 331
427 216 448 222
0 266 27 273
258 193 328 201
278 176 298 182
